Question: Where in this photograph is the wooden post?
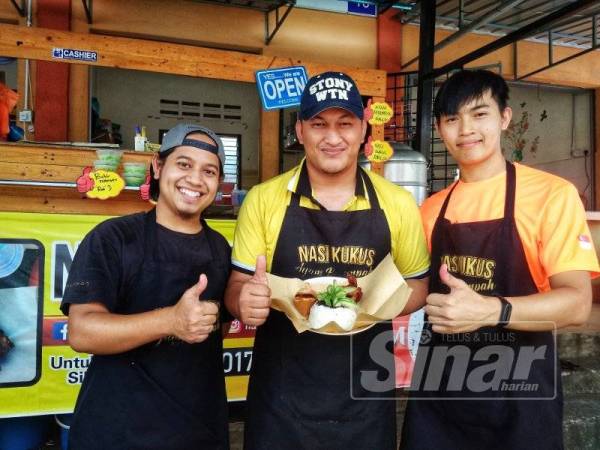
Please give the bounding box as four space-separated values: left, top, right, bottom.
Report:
595 89 600 210
370 96 385 176
69 0 91 142
260 109 280 182
68 64 89 142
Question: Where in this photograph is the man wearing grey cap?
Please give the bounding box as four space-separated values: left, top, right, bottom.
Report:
61 123 231 450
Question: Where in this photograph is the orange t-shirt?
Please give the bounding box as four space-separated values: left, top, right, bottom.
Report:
421 163 600 292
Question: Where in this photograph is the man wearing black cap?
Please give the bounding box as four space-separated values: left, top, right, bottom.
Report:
61 123 231 450
225 72 430 449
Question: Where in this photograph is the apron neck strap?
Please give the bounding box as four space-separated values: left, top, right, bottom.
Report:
504 160 516 220
437 159 515 220
291 166 380 210
438 180 459 219
361 168 381 210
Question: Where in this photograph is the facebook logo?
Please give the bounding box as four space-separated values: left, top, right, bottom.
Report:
52 322 69 341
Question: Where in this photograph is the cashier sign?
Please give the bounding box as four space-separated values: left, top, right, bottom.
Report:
52 47 98 63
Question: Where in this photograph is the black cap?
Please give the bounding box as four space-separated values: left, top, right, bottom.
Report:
299 71 364 120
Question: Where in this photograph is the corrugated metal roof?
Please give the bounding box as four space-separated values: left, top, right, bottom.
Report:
400 0 600 49
187 0 293 13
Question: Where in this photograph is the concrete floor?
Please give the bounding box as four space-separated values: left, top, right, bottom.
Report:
563 302 600 334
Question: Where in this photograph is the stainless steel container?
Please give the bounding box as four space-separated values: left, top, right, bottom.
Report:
359 142 428 205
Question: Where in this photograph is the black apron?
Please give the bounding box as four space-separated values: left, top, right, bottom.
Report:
401 161 562 450
69 210 230 450
244 166 397 450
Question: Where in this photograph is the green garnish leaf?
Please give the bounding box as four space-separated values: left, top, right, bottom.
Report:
317 281 355 308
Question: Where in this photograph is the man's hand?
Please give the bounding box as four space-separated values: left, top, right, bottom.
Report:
425 264 500 334
170 274 219 343
238 256 271 326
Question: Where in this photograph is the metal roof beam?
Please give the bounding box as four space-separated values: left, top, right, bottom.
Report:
416 0 436 157
550 17 591 34
10 0 25 17
528 11 600 45
82 0 92 24
439 0 480 17
434 13 596 46
430 0 599 78
468 0 504 17
402 0 528 69
190 0 289 12
400 0 448 24
264 2 294 45
501 19 593 44
540 7 600 32
493 0 555 27
517 38 599 80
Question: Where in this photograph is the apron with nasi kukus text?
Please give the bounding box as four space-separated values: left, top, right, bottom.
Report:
244 166 397 450
401 161 562 450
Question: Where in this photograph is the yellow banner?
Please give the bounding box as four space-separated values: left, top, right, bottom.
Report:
0 211 253 418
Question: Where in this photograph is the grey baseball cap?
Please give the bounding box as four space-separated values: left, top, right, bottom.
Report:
159 123 225 166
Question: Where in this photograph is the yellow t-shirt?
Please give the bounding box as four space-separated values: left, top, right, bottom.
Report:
232 161 430 279
420 163 600 292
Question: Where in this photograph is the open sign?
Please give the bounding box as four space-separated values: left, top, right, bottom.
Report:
255 66 308 111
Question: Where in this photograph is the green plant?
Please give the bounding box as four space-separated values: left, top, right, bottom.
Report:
504 109 541 162
317 281 357 309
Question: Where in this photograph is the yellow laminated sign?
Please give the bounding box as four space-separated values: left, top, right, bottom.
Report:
0 211 250 417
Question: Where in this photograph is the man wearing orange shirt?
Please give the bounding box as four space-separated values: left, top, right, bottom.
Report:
400 70 599 450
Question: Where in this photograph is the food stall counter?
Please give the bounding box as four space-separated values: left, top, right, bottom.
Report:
0 141 249 419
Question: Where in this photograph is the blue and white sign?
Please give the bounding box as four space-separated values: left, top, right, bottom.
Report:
51 321 69 341
52 48 98 63
347 1 377 17
296 0 377 17
255 66 308 111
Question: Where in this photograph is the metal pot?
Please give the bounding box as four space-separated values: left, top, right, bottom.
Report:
359 142 428 205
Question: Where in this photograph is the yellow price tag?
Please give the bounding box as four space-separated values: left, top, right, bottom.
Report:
367 101 393 126
365 138 393 163
86 170 125 199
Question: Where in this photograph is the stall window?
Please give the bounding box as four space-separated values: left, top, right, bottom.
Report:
220 134 241 186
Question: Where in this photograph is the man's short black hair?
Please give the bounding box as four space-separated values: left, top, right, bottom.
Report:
149 148 173 202
434 69 509 123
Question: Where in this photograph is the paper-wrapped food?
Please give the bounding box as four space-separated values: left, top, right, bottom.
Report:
291 276 362 331
267 254 413 334
310 303 357 332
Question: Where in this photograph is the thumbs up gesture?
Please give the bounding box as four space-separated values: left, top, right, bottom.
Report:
170 274 220 343
424 264 501 334
238 256 271 326
76 167 94 193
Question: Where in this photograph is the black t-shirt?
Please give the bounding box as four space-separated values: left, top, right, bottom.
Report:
62 213 232 449
61 212 232 321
